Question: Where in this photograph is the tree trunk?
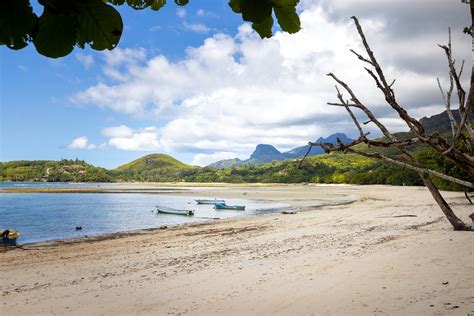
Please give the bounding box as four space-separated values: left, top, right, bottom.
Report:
419 173 472 231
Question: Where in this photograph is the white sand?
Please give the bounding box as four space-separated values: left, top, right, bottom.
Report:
1 184 473 315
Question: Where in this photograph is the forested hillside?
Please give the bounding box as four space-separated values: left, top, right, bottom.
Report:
0 159 111 182
1 111 470 191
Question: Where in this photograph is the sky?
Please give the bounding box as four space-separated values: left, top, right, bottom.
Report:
0 0 471 168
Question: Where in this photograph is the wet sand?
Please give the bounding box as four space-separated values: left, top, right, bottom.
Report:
1 184 473 315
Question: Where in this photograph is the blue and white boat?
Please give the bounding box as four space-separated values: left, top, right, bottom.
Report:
214 203 245 211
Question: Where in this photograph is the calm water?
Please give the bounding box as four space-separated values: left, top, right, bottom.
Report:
0 183 287 244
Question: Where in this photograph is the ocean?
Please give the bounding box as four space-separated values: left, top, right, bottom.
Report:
0 182 287 244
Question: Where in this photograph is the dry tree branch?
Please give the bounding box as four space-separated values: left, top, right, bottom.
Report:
437 77 458 138
345 17 474 175
334 86 365 138
349 49 374 66
307 142 474 189
301 17 474 231
350 16 425 136
438 29 473 153
326 72 396 141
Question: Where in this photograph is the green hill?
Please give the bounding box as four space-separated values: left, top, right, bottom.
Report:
115 154 190 172
111 154 196 182
1 110 469 188
0 159 111 182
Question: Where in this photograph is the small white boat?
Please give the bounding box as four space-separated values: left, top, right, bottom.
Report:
195 199 225 205
156 206 194 216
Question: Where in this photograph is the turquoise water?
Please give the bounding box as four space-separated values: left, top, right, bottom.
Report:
0 183 287 244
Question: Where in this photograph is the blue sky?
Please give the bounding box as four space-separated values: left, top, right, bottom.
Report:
1 1 471 168
1 2 242 168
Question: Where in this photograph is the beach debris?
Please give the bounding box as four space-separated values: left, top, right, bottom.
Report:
243 192 247 195
282 211 297 215
442 281 449 285
75 226 82 230
159 225 168 230
1 230 20 246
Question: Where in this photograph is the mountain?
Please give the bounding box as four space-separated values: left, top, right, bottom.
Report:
248 144 285 163
208 158 243 169
207 133 353 168
115 154 190 172
318 133 353 144
284 133 353 158
1 109 463 188
284 145 324 158
419 110 465 133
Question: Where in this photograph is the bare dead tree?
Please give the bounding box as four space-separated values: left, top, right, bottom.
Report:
303 16 473 231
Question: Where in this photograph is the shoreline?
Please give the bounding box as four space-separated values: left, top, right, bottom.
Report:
2 183 358 246
5 191 357 248
10 205 295 249
1 184 473 315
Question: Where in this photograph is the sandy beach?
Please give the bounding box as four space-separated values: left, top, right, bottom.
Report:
1 184 473 315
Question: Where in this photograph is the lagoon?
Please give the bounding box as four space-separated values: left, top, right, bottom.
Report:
0 182 287 244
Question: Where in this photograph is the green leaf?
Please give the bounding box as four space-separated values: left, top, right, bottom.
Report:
126 0 152 10
240 0 272 24
77 0 123 51
271 0 299 6
174 0 189 5
33 11 76 58
0 0 38 50
108 0 126 5
41 0 78 15
252 15 273 38
228 0 241 13
151 0 166 11
274 4 300 33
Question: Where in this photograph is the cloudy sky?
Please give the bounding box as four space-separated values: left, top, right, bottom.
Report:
1 0 471 168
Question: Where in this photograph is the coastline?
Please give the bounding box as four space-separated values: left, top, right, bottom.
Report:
1 184 473 315
2 183 356 247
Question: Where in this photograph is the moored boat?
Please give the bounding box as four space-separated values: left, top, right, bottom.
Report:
156 206 194 216
214 203 245 211
195 199 225 205
1 230 20 245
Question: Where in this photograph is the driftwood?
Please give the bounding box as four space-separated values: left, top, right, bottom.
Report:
301 17 473 231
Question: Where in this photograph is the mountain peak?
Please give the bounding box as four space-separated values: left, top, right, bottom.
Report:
250 144 282 159
208 133 353 168
316 133 352 144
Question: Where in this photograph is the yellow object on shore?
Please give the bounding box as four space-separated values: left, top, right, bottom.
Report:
2 230 20 239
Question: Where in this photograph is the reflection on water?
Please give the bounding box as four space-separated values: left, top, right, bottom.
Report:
0 183 288 244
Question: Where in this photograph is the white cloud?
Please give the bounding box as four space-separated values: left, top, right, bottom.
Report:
108 133 160 151
73 1 470 161
67 136 96 150
76 53 94 70
176 8 186 18
196 9 205 16
196 9 215 17
191 152 242 167
101 125 134 138
182 21 211 33
103 126 162 151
